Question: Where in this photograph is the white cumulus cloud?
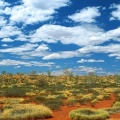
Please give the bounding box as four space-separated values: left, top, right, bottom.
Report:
1 38 14 42
110 4 120 21
31 24 105 46
68 7 101 23
77 66 103 74
31 24 120 46
42 51 79 60
9 0 70 25
0 59 54 67
0 0 9 8
0 43 38 53
42 43 120 60
0 16 7 27
77 59 104 63
78 44 120 60
1 44 9 47
0 26 22 38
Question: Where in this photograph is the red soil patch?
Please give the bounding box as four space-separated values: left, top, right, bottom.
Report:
45 94 117 120
110 113 120 120
93 94 116 109
0 104 3 109
0 94 119 120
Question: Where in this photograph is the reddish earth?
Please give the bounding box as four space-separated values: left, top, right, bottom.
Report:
0 94 120 120
94 94 115 109
0 104 3 109
110 113 120 120
44 94 119 120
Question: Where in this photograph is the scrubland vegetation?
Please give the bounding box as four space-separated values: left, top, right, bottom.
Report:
69 108 110 120
0 70 120 119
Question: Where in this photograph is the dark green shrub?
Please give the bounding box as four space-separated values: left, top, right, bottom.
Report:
2 87 26 97
69 108 110 120
66 97 77 106
103 93 111 100
34 96 46 102
76 99 85 105
37 75 47 86
114 89 120 96
44 99 61 110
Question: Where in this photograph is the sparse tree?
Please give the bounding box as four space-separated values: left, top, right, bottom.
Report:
47 71 51 77
63 68 73 81
114 74 120 86
1 70 6 75
30 70 37 79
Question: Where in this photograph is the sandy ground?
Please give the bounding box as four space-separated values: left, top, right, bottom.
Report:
1 94 120 120
44 94 120 120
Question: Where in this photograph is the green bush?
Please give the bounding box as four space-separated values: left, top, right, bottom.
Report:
0 98 24 104
0 104 52 120
113 101 120 108
103 93 110 100
1 87 26 97
104 107 120 114
44 99 62 110
76 98 86 105
91 99 98 106
34 95 46 102
66 97 76 106
69 108 109 120
76 94 92 105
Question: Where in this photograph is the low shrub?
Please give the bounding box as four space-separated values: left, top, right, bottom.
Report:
103 93 111 100
66 97 76 106
113 102 120 108
91 99 98 106
44 99 61 110
0 98 24 104
69 108 110 120
0 104 52 120
46 95 58 100
76 94 92 105
104 107 120 114
34 95 46 102
1 87 26 97
76 98 86 105
26 91 36 96
96 95 104 101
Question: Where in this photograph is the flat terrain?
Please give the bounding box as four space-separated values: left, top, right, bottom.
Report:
44 94 120 120
0 73 120 119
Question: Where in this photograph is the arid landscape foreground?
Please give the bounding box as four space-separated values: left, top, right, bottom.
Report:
0 72 120 120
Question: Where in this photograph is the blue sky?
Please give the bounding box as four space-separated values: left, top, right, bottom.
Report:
0 0 120 75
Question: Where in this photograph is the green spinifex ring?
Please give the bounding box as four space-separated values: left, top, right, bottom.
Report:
0 104 52 120
69 108 110 120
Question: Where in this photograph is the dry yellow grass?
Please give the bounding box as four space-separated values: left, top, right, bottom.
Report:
0 104 52 120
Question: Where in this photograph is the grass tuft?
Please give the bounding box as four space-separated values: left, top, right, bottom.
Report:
69 108 110 120
0 104 52 120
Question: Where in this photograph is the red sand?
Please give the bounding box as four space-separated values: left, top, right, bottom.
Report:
110 113 120 120
44 94 119 120
0 94 119 120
